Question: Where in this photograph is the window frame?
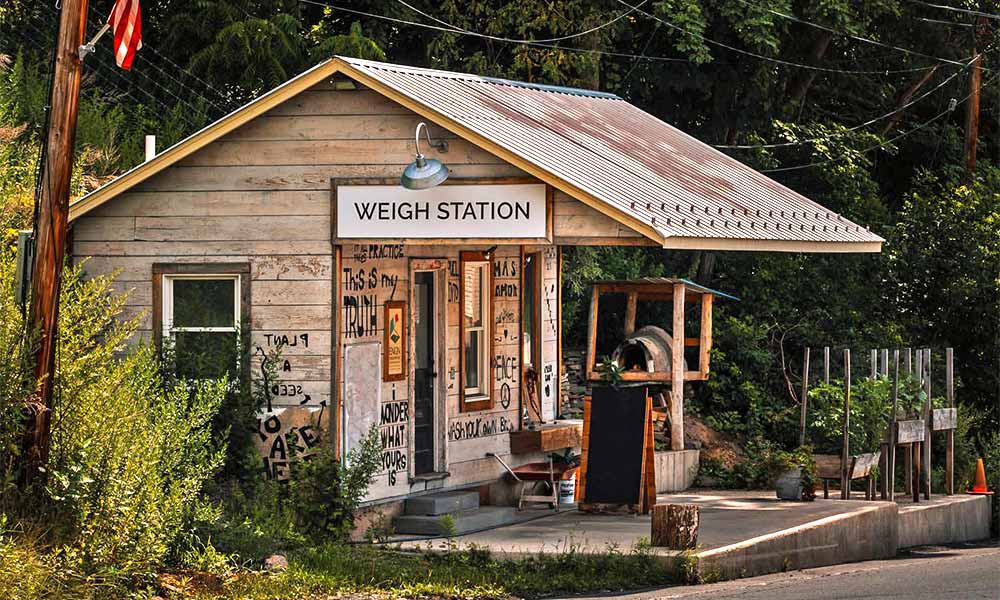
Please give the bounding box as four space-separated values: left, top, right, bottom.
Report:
152 262 251 382
459 251 494 412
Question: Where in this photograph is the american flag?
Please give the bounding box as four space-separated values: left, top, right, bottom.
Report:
109 0 142 70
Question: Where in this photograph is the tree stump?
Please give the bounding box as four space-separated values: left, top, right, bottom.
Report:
651 503 699 549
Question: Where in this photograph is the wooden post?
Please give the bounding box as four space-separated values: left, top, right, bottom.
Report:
922 349 932 500
888 349 899 501
964 18 988 175
905 348 912 377
799 347 810 446
624 291 638 336
880 349 889 378
651 503 699 549
22 0 90 483
912 441 921 503
841 349 851 500
698 293 713 379
870 349 877 379
585 285 599 379
946 347 954 495
670 283 686 451
823 346 830 384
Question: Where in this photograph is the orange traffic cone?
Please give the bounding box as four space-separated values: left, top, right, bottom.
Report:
968 458 993 495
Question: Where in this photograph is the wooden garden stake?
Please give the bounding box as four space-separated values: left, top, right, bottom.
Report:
841 349 851 500
799 347 810 446
905 348 912 377
946 347 954 495
880 349 889 378
888 349 899 501
870 349 878 379
824 346 830 384
923 349 932 500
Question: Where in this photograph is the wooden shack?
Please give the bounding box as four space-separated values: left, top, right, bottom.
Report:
66 57 883 513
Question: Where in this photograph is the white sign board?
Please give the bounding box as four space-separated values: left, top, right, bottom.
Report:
336 183 547 239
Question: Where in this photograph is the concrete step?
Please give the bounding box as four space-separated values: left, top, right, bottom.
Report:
404 490 480 516
394 506 517 536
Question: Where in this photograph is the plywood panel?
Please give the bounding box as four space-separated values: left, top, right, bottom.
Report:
343 342 382 455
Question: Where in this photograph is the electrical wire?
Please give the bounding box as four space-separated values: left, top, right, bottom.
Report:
729 0 971 67
614 0 947 74
299 0 937 73
396 0 648 44
903 0 1000 22
759 69 1000 173
716 52 980 149
298 0 694 63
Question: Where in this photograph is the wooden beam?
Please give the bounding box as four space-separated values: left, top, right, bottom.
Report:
799 347 810 446
671 283 685 451
585 285 600 380
624 291 638 336
699 294 713 379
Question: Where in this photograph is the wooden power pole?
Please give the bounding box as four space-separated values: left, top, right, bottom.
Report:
22 0 90 482
964 16 990 175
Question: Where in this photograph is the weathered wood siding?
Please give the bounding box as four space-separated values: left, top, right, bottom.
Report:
71 79 641 502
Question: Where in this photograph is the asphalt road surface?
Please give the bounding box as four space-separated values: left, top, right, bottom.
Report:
565 543 1000 600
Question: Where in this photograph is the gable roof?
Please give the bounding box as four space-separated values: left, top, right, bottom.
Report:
70 56 883 253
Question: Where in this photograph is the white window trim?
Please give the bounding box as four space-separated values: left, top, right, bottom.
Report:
463 261 490 399
162 273 241 339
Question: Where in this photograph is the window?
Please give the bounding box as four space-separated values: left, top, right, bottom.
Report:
460 251 493 411
154 263 249 380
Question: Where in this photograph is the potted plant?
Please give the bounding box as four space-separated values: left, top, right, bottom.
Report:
771 446 819 501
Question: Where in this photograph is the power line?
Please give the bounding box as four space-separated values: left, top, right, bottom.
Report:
396 0 648 44
302 0 937 73
717 52 980 149
730 0 971 67
903 0 1000 22
760 70 1000 173
615 0 946 74
298 0 694 63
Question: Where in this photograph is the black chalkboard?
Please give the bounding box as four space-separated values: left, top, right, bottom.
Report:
583 385 648 505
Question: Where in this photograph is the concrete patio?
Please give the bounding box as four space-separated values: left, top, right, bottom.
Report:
394 489 992 581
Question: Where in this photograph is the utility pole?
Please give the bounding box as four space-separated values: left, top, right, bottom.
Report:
22 0 90 482
963 16 990 175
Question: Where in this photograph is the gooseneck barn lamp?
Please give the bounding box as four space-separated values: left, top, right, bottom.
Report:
401 122 450 190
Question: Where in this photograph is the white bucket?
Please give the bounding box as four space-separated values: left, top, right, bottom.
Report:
558 477 577 505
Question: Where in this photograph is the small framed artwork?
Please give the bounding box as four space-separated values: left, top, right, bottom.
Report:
383 301 407 381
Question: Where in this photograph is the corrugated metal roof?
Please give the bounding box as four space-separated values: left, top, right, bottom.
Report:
339 57 883 252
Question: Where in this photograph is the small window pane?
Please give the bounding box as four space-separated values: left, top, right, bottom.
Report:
463 263 484 328
173 279 235 328
464 330 481 390
173 331 237 379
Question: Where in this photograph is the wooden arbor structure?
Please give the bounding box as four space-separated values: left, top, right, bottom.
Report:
584 278 734 451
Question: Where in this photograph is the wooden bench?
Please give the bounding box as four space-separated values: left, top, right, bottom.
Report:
815 452 880 499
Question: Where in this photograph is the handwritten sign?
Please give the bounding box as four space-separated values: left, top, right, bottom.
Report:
336 184 547 239
384 301 406 381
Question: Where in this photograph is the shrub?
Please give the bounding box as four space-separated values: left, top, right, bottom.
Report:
289 425 382 542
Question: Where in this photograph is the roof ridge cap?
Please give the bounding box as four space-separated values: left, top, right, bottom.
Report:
337 56 622 100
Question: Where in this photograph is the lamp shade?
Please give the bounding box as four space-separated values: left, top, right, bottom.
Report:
401 155 449 190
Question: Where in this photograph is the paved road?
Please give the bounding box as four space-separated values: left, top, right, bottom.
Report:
564 543 1000 600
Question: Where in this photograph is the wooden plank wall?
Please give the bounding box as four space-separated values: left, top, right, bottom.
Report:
71 80 647 501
